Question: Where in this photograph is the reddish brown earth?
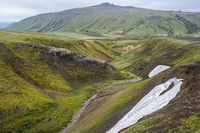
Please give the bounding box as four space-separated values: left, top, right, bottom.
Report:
83 41 114 62
94 41 115 54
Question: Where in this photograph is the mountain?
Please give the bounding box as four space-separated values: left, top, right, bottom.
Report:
1 3 200 133
0 22 15 29
7 3 200 37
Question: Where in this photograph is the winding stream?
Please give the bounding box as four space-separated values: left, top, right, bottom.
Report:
59 72 141 133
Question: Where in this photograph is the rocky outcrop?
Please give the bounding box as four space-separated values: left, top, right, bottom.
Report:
25 43 107 63
23 43 122 86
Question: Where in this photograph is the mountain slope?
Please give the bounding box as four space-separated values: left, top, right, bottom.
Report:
65 62 200 133
7 3 200 37
110 37 200 75
0 30 123 133
64 37 200 133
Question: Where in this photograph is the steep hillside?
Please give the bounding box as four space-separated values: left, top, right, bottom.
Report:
0 30 123 133
122 62 200 133
64 37 200 133
7 3 200 37
110 37 200 77
66 62 200 133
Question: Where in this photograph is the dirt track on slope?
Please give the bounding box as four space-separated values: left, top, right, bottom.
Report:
84 41 114 62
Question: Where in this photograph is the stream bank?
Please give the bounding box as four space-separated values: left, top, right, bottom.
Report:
60 72 141 133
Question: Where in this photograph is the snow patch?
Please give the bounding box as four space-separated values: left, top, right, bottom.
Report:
107 77 183 133
148 65 170 78
60 72 141 133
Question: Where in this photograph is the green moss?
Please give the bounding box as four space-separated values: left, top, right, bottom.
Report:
1 50 5 56
0 30 122 133
177 113 200 132
111 37 200 72
122 114 165 133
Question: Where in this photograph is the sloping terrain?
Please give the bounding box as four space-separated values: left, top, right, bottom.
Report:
67 62 200 133
0 30 123 133
111 37 200 76
7 3 200 37
83 41 114 62
122 62 200 133
0 28 200 133
64 37 200 133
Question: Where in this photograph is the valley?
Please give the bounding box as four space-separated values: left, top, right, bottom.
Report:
1 3 200 133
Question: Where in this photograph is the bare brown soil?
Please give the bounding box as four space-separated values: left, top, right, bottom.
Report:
83 41 114 62
94 41 115 54
118 44 141 52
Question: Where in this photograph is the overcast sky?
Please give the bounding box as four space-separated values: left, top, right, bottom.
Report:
1 0 200 23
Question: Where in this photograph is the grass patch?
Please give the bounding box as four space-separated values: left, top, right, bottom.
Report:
111 37 200 73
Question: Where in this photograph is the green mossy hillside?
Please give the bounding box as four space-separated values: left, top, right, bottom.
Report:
0 30 103 59
0 30 123 133
111 37 200 77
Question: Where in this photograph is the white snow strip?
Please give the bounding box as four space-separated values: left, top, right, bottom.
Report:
60 72 141 133
148 65 171 78
106 77 183 133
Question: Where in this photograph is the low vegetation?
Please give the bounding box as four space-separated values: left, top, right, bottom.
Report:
66 62 200 133
1 23 200 133
0 29 123 132
65 36 200 133
7 3 200 38
111 37 200 77
122 63 200 133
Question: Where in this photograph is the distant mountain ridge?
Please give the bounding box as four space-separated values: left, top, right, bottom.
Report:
7 3 200 37
0 22 15 29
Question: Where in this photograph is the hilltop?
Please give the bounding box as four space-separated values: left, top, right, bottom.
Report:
7 3 200 38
